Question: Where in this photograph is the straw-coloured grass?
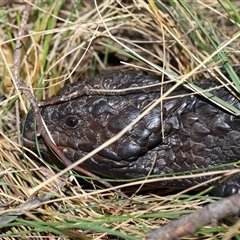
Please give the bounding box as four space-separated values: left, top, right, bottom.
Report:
0 1 240 239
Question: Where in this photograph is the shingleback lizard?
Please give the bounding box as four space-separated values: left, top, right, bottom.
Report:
21 70 240 197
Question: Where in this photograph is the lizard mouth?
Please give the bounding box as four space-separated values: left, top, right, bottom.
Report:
22 136 50 154
22 132 86 159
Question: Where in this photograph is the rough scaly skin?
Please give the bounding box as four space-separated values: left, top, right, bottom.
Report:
22 70 240 197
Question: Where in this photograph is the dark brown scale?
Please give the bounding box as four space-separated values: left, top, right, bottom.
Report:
22 70 240 197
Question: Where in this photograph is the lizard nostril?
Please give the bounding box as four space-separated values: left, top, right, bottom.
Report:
26 123 33 131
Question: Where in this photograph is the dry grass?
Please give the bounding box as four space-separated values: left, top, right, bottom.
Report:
0 0 240 239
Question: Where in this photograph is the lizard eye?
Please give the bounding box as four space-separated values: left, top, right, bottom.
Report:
65 116 79 129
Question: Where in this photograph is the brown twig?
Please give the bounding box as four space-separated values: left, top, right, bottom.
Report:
13 1 127 198
38 84 162 107
146 193 240 240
